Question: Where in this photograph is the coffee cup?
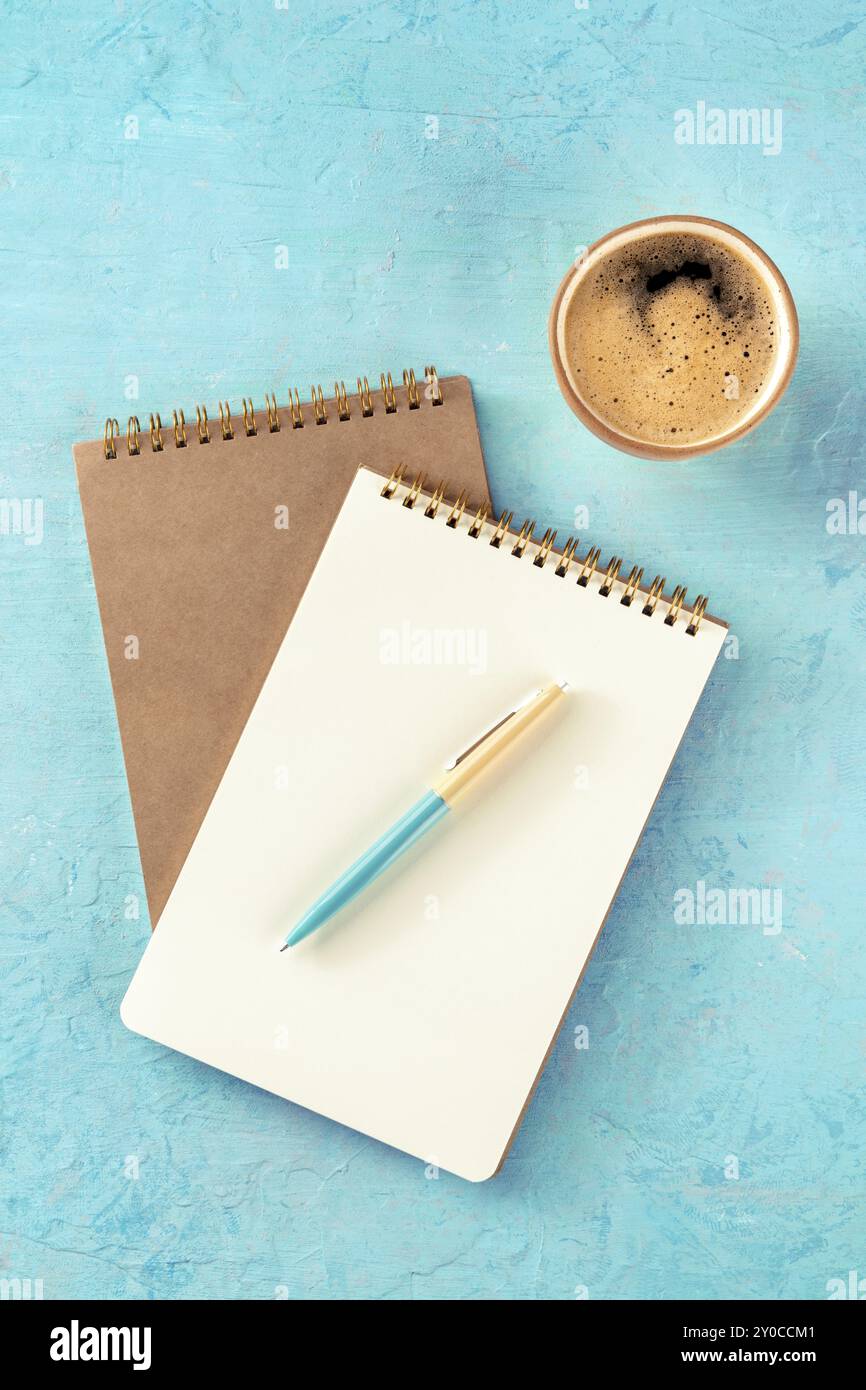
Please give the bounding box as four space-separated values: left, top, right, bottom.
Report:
549 215 798 460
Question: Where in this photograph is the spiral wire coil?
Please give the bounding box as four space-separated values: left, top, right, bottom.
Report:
102 366 444 459
379 467 710 636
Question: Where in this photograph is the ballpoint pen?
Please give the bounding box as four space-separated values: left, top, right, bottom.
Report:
282 680 570 949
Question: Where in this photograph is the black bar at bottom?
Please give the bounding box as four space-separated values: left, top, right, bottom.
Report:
6 1296 862 1374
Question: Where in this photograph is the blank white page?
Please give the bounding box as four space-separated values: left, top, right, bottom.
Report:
121 466 726 1181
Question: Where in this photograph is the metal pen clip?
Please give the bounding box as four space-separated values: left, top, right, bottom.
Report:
443 685 561 771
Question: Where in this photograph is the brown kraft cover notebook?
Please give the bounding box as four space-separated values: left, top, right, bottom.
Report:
74 368 490 926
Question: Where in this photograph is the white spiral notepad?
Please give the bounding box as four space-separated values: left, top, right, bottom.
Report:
121 466 727 1180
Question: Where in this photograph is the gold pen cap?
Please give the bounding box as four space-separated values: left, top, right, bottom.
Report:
432 681 569 808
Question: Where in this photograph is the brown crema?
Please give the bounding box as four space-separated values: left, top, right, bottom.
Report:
562 230 779 448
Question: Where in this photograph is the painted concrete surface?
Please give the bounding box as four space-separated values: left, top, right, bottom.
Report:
1 2 864 1299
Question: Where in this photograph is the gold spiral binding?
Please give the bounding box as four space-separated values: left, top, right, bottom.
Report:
555 537 579 578
446 491 468 529
403 472 425 509
241 398 257 436
311 385 327 424
687 595 709 636
103 418 119 459
642 576 666 616
490 510 513 549
512 519 536 558
218 402 233 440
577 546 601 587
533 528 557 568
265 394 280 432
404 368 420 409
468 502 490 538
620 565 643 606
380 372 398 413
100 367 445 458
424 364 443 405
335 381 350 420
381 464 405 499
665 585 687 626
379 474 710 635
173 408 187 447
357 376 374 417
599 556 622 597
424 479 448 518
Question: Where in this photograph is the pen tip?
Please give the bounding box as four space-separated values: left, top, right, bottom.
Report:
557 678 570 691
279 942 290 952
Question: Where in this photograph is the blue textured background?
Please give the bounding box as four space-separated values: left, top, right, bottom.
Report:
2 0 864 1301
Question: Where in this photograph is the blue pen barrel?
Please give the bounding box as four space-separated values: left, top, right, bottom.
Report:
288 790 449 944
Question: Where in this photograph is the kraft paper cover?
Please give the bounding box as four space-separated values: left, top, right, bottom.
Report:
74 375 489 925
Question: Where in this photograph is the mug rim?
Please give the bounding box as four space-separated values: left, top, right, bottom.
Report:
548 214 799 461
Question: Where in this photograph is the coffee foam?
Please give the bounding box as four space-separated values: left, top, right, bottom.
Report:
562 230 779 447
